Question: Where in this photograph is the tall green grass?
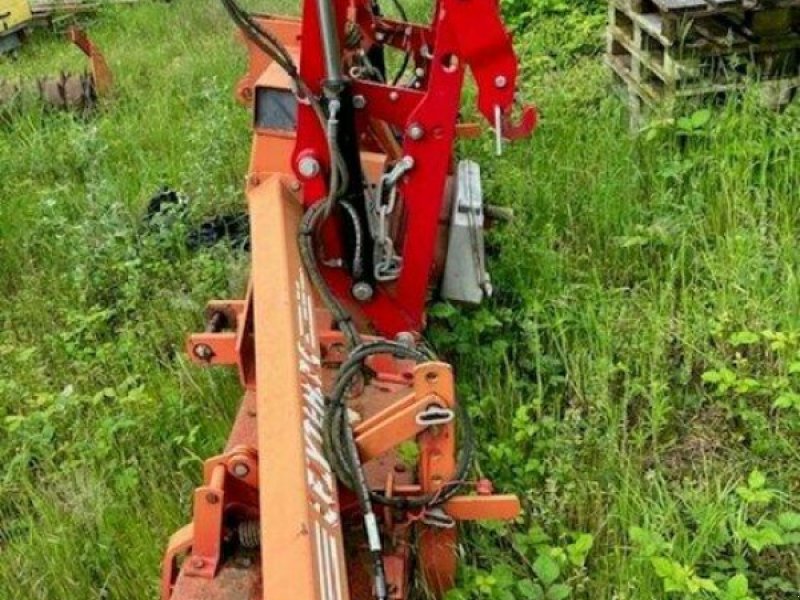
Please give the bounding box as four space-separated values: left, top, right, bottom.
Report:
1 1 799 599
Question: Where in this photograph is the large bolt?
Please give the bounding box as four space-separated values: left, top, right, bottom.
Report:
353 95 367 109
407 123 425 141
494 75 508 88
352 282 374 302
388 91 399 102
297 156 321 179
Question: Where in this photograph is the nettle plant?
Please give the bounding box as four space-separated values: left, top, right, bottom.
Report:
446 526 594 600
630 470 800 598
700 328 800 461
702 330 800 413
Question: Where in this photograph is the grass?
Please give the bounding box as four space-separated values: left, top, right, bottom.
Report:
1 1 799 599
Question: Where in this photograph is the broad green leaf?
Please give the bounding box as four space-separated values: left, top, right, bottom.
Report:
567 533 594 567
517 579 544 600
690 108 712 128
748 470 766 490
778 511 800 531
727 573 749 597
533 554 560 586
737 524 784 552
650 556 676 579
629 526 668 556
677 116 693 131
546 584 571 600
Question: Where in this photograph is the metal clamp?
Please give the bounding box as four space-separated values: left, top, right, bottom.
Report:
422 508 456 529
415 405 455 427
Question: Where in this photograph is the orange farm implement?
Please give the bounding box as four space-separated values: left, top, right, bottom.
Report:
160 1 536 599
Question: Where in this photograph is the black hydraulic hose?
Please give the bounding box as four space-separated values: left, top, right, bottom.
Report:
220 0 297 77
298 202 362 348
323 341 476 509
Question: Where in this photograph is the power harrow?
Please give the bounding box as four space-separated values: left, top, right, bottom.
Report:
161 1 536 599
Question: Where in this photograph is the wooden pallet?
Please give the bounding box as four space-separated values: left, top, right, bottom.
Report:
612 0 800 42
30 0 142 25
609 2 800 81
607 0 800 122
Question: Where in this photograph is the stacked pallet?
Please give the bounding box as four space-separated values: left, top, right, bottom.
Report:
30 0 143 25
607 0 800 116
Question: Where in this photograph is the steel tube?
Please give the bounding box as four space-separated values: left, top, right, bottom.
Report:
315 0 344 86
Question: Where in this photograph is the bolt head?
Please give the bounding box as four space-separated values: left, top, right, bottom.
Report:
191 557 205 569
407 124 424 141
206 492 220 505
415 67 425 78
388 91 399 102
494 75 508 88
352 282 374 302
353 95 366 109
395 331 415 347
297 156 321 179
232 461 250 478
194 344 214 361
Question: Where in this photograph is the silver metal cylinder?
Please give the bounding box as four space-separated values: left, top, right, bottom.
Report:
315 0 344 86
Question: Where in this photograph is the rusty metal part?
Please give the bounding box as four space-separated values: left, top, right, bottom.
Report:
0 26 111 115
37 71 96 111
68 26 113 97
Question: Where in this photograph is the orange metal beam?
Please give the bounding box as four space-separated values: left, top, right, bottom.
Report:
444 495 521 521
248 175 350 600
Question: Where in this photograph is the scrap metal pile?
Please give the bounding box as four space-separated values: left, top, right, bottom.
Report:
607 0 800 115
0 26 112 114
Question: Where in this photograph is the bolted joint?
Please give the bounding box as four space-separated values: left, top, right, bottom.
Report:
352 282 374 302
193 344 214 362
297 155 321 179
407 123 425 141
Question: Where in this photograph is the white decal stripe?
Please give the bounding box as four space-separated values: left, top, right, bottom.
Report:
330 534 343 600
315 522 330 600
323 528 335 600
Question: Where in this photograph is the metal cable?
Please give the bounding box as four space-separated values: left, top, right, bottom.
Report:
323 341 475 509
298 202 362 348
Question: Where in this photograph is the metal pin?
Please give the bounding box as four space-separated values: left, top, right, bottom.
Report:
494 105 503 156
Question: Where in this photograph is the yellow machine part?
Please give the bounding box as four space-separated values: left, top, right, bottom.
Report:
0 0 33 35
